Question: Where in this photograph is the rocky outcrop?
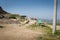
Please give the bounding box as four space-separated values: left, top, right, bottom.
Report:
0 6 10 19
0 6 8 14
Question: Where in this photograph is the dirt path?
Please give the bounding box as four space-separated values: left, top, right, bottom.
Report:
0 24 42 40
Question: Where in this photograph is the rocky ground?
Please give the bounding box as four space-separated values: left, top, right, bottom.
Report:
0 20 43 40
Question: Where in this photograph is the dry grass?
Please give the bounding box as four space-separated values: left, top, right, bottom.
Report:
48 25 60 30
0 22 60 40
27 24 60 40
0 24 42 40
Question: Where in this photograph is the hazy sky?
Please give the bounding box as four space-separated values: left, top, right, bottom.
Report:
0 0 60 19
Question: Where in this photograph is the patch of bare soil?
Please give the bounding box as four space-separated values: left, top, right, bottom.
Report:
0 24 42 40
